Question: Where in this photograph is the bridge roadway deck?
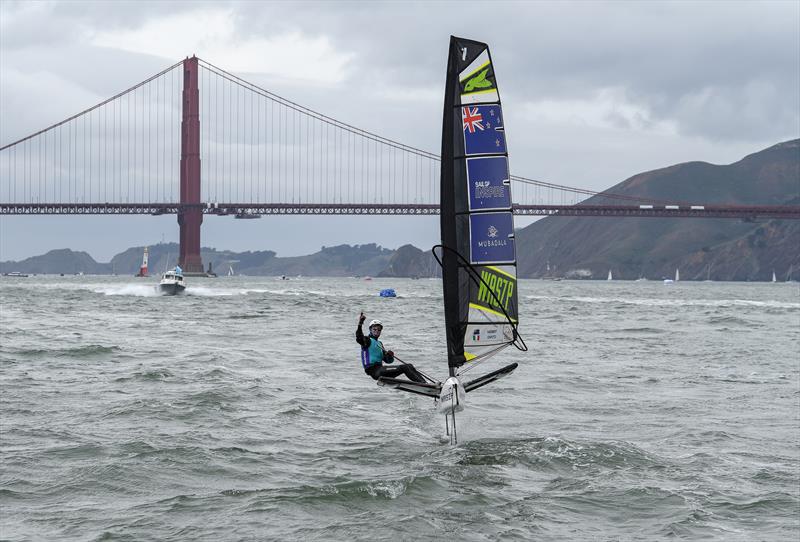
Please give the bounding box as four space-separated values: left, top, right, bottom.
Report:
1 203 798 219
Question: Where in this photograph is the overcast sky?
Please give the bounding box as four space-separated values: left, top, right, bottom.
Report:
1 0 798 262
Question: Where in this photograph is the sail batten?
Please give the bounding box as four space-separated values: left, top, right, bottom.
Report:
440 36 520 375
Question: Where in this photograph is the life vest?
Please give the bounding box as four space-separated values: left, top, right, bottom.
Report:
361 336 384 369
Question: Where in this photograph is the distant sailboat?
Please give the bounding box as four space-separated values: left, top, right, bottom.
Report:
772 270 777 283
542 260 561 280
675 268 680 282
228 265 234 277
607 269 613 281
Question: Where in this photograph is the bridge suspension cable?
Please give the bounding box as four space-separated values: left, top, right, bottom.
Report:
0 56 779 211
197 58 697 208
196 57 441 207
1 61 185 204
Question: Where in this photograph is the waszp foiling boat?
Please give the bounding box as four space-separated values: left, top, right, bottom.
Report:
378 36 527 443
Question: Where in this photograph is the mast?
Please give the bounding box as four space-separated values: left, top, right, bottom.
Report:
440 38 462 377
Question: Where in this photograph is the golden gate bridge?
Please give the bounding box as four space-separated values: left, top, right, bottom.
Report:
2 57 798 273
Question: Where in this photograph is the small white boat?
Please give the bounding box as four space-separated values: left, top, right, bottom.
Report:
3 272 29 277
159 266 186 295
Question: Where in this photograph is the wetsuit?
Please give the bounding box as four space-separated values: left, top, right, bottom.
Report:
356 323 427 383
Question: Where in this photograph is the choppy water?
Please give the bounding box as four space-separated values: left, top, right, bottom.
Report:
1 275 798 541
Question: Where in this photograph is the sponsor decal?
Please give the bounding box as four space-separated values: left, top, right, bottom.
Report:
469 326 502 344
459 50 498 104
470 212 515 264
463 105 506 155
466 157 511 211
476 269 516 314
464 68 493 92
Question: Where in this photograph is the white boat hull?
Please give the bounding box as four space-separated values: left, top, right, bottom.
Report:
437 377 465 415
159 283 186 295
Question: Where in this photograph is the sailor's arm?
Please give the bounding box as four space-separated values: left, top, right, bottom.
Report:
355 313 370 348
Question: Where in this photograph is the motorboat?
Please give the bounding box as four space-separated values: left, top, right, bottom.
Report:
159 266 186 295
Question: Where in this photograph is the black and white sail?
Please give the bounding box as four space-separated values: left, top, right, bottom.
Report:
439 36 521 376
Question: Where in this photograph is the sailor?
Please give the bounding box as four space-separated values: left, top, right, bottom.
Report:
356 313 427 383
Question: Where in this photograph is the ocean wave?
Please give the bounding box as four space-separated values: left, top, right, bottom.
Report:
184 286 237 297
113 368 174 382
524 295 800 310
13 344 119 358
706 315 754 326
94 284 160 297
453 436 669 473
225 476 425 505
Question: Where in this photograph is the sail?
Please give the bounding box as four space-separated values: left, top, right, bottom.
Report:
440 36 519 374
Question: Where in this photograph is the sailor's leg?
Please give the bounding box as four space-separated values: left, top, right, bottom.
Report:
365 365 383 380
400 363 428 383
376 365 404 379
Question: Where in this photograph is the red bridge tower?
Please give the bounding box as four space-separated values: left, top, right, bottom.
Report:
178 56 204 274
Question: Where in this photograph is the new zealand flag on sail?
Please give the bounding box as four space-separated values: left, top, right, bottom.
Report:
462 105 506 156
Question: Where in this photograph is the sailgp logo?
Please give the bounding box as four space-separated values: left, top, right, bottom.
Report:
474 181 505 200
488 225 498 238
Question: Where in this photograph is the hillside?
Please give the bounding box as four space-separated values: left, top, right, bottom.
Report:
2 141 797 280
516 140 800 281
0 243 395 278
